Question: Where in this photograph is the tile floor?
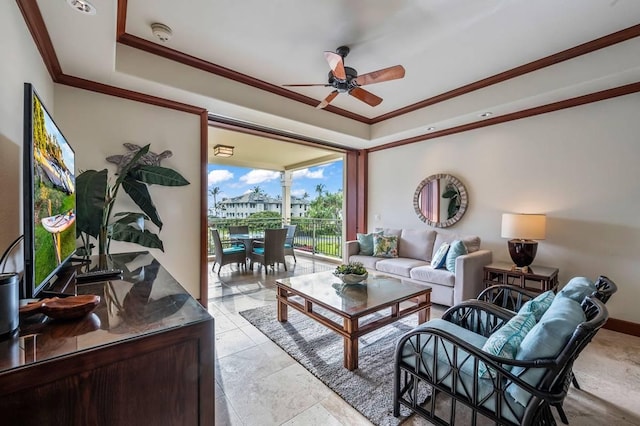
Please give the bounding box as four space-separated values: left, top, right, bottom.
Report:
209 256 640 426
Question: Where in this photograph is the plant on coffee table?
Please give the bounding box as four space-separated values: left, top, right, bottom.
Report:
334 261 368 284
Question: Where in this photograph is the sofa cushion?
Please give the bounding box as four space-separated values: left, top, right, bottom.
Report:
431 242 450 269
410 265 455 287
375 258 428 278
373 234 399 258
518 290 555 321
445 240 468 273
433 232 481 257
347 254 382 270
479 312 537 378
556 276 596 303
399 229 437 261
508 297 586 406
356 231 383 256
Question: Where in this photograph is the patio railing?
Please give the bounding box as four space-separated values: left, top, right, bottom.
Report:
208 217 343 260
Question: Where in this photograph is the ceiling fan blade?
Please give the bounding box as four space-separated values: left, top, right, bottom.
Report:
324 51 346 80
317 90 339 109
355 65 405 86
349 87 383 107
283 83 331 87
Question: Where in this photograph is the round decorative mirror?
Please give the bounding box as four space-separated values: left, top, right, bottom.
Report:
413 174 468 227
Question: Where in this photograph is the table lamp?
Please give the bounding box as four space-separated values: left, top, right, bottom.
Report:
501 213 546 271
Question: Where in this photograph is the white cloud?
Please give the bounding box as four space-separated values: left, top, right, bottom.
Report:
240 169 280 185
293 168 324 179
208 169 233 186
291 188 307 197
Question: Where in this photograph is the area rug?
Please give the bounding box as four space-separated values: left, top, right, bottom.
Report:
239 303 427 426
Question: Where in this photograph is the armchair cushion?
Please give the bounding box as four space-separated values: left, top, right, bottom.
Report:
356 231 383 256
373 234 399 258
508 297 586 406
517 290 555 321
557 276 596 303
445 240 467 272
223 246 245 255
479 312 537 378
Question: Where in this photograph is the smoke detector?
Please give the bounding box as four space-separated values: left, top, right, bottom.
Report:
66 0 96 15
151 23 173 43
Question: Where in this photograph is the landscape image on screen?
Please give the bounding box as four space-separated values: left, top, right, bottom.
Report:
31 93 76 287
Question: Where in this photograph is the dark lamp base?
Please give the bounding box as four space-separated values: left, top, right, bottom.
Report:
507 239 538 268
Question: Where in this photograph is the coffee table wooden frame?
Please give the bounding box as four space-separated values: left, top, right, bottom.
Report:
275 280 431 371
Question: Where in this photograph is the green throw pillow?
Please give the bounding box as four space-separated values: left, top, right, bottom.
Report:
478 312 537 378
373 234 398 258
445 240 467 272
356 231 383 256
431 242 450 269
518 290 555 321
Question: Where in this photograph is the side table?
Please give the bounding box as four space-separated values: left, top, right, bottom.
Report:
483 261 559 293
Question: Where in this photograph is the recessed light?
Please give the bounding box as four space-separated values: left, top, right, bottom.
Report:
479 112 493 118
66 0 97 15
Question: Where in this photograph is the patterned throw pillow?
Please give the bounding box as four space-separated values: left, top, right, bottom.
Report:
445 240 467 272
373 234 399 258
518 290 555 321
431 242 450 269
478 312 537 378
356 231 383 256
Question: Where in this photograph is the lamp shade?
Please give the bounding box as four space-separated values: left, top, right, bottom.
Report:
501 214 546 240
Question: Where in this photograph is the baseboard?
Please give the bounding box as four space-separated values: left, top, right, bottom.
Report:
604 317 640 337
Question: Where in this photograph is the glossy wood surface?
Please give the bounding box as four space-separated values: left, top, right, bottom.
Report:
0 251 214 425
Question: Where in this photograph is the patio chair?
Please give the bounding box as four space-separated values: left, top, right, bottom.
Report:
283 224 297 263
249 228 288 273
210 229 247 275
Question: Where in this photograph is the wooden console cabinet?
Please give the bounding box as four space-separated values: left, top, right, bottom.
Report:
0 252 214 425
483 261 559 293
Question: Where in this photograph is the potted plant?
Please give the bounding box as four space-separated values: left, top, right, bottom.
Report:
76 144 189 258
333 261 368 284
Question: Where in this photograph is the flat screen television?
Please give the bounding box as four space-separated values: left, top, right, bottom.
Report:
22 83 77 299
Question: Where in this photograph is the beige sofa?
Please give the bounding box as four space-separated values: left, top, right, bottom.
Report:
344 228 492 306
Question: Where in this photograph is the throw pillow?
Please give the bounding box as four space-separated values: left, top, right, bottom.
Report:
478 312 537 378
431 242 450 269
445 240 467 272
556 276 596 303
373 234 399 258
356 231 383 256
518 290 555 321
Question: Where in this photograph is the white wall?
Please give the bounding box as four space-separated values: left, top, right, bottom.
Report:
368 93 640 323
0 0 54 272
54 86 202 297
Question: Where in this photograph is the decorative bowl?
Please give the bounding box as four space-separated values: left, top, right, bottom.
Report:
333 272 368 285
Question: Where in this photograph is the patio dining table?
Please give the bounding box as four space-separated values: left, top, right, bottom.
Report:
229 233 264 258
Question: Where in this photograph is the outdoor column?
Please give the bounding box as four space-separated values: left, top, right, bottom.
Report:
281 171 292 224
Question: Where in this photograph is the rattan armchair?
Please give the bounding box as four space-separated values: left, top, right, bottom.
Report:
210 229 247 275
393 296 608 425
249 228 288 273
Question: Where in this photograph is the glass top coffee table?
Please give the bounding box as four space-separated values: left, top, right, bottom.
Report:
275 270 431 370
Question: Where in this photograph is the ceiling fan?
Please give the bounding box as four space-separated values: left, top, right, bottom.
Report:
283 46 405 109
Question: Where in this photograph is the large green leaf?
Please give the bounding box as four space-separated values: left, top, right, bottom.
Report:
110 222 164 251
121 175 162 229
132 165 190 186
115 144 150 186
76 169 107 238
113 212 149 231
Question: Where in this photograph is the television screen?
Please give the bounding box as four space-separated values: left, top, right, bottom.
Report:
23 83 76 299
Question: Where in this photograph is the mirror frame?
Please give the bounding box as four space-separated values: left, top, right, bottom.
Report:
413 173 468 228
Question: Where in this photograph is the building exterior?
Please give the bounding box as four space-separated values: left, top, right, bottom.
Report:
218 192 310 218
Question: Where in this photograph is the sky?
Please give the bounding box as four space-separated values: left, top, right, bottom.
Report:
206 159 343 203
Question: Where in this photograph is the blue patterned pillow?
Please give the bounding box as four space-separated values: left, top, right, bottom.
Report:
518 290 555 321
373 234 399 258
431 242 450 269
445 240 467 272
357 231 383 256
479 312 537 378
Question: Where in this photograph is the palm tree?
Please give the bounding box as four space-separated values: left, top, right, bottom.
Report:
209 186 220 216
315 184 326 199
